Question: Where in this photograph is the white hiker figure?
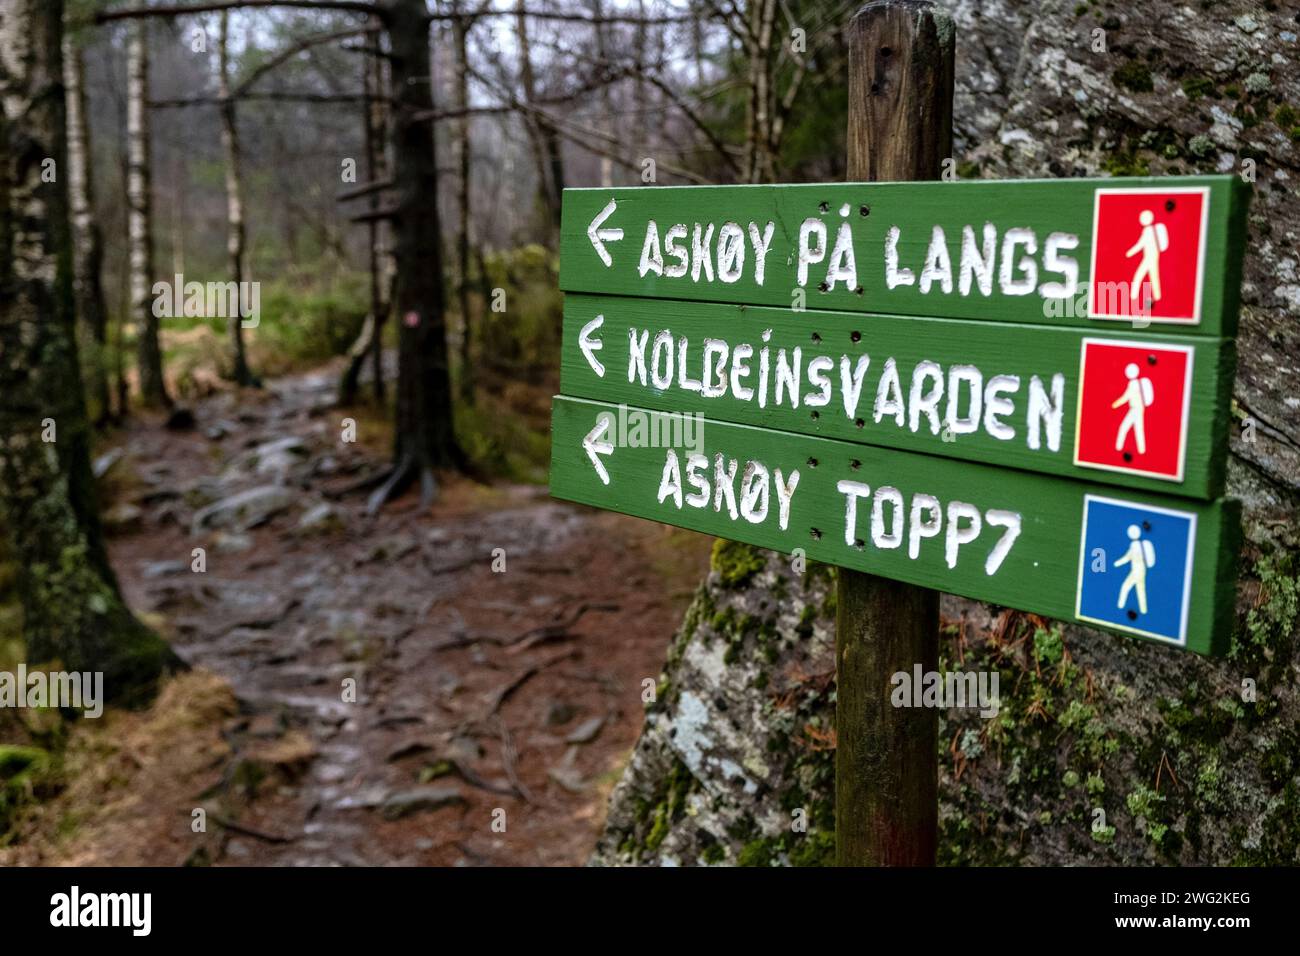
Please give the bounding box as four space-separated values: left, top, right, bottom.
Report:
1114 524 1156 615
1126 209 1169 306
1112 362 1155 455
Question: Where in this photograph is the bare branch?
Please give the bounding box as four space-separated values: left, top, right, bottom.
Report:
150 91 373 107
235 27 371 96
408 63 626 123
336 177 394 202
93 1 379 24
92 1 694 26
349 205 399 223
467 63 713 185
636 72 741 175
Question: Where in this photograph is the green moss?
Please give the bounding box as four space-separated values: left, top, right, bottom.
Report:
418 760 454 783
0 745 48 776
735 828 833 868
641 757 694 856
1182 76 1217 101
700 840 726 864
0 745 54 838
710 539 766 589
1125 783 1165 820
1114 61 1154 93
1033 626 1064 666
1234 553 1299 662
788 829 835 867
737 836 779 867
1194 756 1226 811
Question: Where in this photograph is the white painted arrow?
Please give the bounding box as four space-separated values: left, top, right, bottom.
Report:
587 198 623 268
579 314 606 378
583 414 615 485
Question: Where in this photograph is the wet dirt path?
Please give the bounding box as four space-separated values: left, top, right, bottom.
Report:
105 369 711 866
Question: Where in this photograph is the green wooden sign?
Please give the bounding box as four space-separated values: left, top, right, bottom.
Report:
550 396 1239 654
559 294 1235 500
559 176 1249 337
552 174 1247 656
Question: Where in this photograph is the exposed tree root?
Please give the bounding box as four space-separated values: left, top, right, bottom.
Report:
364 451 441 514
365 453 415 515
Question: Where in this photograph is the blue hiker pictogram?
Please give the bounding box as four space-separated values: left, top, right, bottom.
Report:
1076 495 1196 645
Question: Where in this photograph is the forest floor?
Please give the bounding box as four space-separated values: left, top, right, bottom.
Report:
2 363 711 866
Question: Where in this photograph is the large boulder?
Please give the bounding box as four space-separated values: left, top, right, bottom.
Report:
593 0 1300 866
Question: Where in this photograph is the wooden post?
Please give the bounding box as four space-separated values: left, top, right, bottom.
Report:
836 0 953 867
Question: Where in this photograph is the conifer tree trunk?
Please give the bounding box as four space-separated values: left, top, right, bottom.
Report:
367 0 462 511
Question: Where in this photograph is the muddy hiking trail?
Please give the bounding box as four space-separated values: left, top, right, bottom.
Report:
10 365 711 866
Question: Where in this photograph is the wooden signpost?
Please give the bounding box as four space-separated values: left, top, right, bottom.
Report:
548 1 1248 865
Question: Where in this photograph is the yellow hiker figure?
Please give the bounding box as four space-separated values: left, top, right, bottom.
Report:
1126 209 1169 307
1114 524 1156 615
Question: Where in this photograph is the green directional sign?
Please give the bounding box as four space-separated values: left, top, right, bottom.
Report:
559 177 1249 336
551 175 1248 655
559 294 1235 500
551 396 1239 655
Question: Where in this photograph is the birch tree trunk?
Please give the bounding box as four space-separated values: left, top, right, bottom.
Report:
452 1 474 404
744 0 778 183
127 19 169 407
217 10 255 386
0 0 180 701
62 26 111 424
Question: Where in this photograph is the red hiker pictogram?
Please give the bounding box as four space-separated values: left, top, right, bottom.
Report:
1088 187 1208 323
1074 339 1193 482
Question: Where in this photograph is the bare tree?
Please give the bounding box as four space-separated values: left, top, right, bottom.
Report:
589 0 615 188
744 0 777 182
217 10 258 385
127 19 170 407
0 0 180 700
63 24 113 423
513 0 564 239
